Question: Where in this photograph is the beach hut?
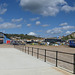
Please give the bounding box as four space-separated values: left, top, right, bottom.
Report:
0 32 4 44
4 35 11 44
0 32 11 44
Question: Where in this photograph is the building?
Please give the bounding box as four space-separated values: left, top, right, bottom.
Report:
44 39 62 43
0 32 4 44
68 39 75 47
0 32 11 44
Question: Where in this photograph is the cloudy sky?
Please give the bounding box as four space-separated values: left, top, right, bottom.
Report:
0 0 75 37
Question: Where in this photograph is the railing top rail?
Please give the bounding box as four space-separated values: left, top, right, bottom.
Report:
27 46 74 55
46 49 74 55
45 49 57 52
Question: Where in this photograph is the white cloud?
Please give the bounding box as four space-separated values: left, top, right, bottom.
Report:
0 3 7 14
47 25 75 34
0 22 21 29
20 0 75 16
30 17 40 21
36 21 41 25
41 24 49 27
28 32 36 36
60 22 68 26
0 17 4 22
12 18 23 22
27 24 31 27
47 28 62 34
62 26 75 30
65 31 71 35
61 5 75 12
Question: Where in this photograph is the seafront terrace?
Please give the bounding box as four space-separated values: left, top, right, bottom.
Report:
0 44 74 75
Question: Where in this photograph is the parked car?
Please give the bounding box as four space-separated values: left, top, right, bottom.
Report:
13 43 19 45
69 39 75 47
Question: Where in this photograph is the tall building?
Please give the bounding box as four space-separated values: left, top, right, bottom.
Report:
0 32 4 44
0 32 11 44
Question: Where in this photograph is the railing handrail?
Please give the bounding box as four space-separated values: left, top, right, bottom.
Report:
26 46 74 55
14 45 75 74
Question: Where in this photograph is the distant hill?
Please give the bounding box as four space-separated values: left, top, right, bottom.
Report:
4 34 43 40
62 32 75 40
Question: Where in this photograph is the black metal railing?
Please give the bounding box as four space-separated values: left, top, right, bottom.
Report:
14 45 75 74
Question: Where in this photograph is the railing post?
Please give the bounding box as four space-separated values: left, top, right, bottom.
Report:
32 47 33 56
44 49 46 62
28 47 29 54
73 54 75 74
56 51 58 67
37 48 39 59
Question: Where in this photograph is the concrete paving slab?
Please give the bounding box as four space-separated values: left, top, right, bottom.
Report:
0 48 73 75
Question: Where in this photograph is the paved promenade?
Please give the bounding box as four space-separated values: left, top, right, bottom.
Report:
0 48 73 75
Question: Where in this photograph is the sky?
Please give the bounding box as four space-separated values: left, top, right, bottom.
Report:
0 0 75 38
